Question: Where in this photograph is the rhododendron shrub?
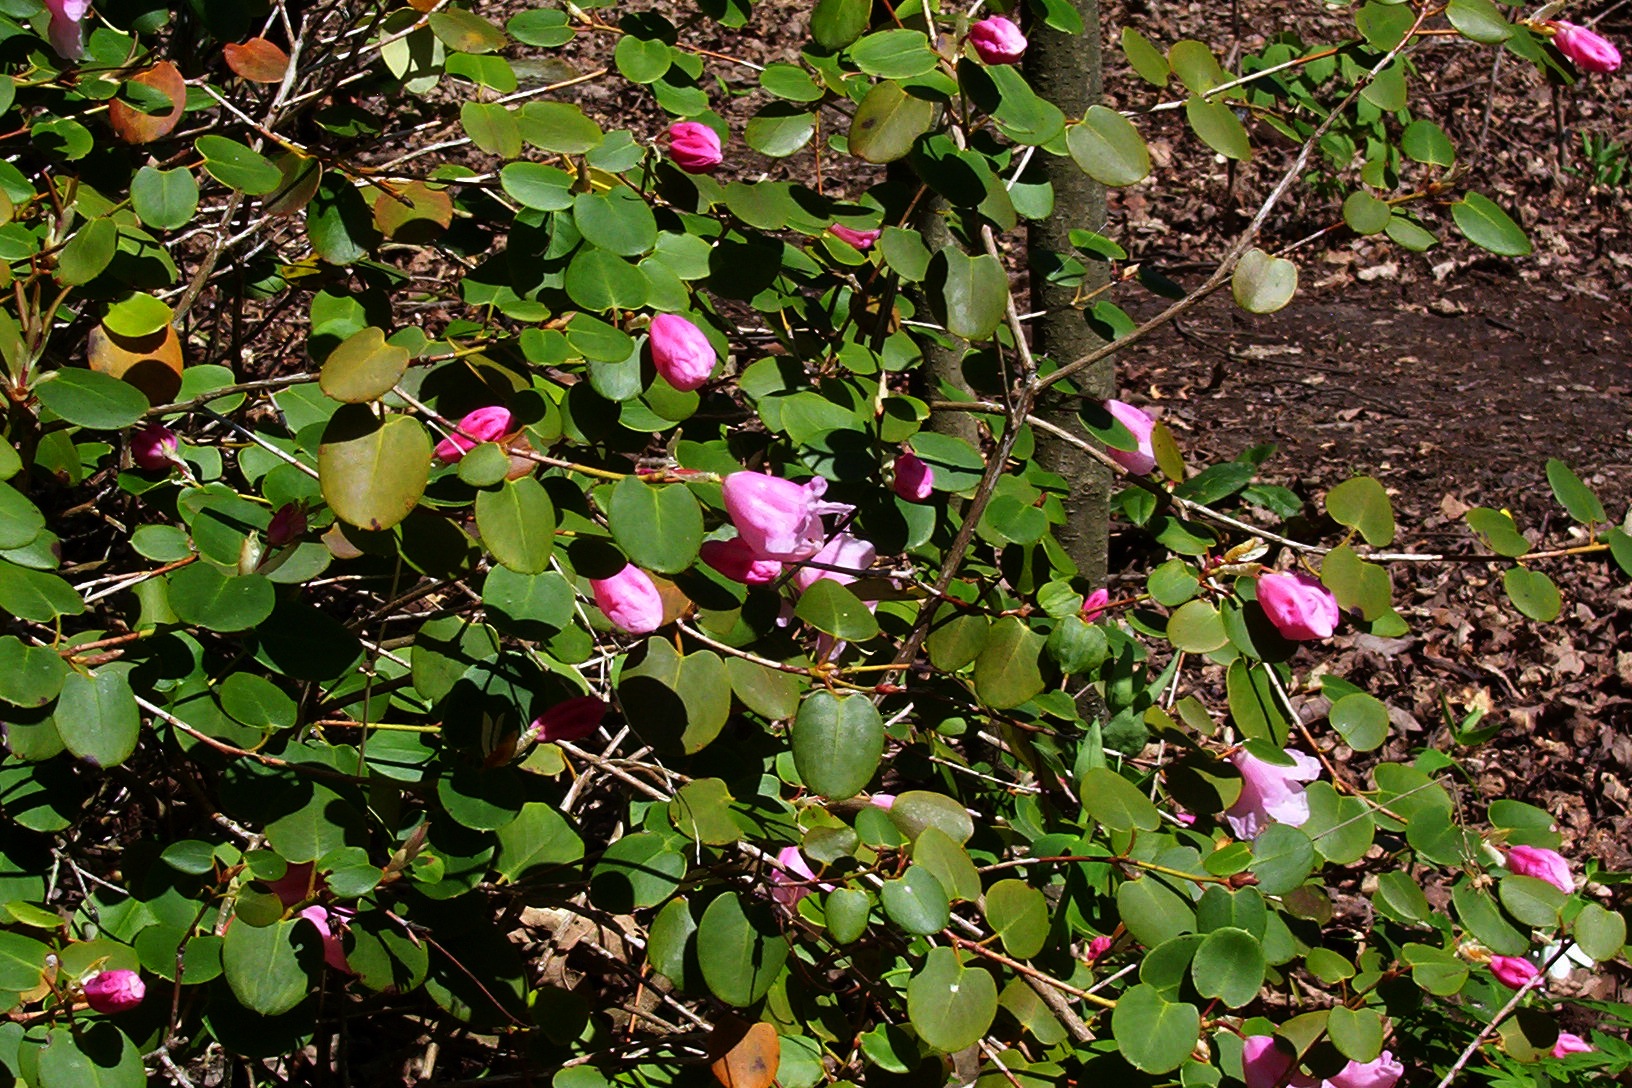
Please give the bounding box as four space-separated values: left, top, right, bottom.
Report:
0 0 1625 1085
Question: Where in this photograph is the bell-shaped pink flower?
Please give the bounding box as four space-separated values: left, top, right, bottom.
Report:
131 422 180 471
868 793 896 809
792 532 877 594
769 847 831 908
968 15 1027 64
265 861 322 908
1241 1036 1317 1088
893 451 933 502
1082 587 1111 622
297 905 353 973
523 695 608 746
667 121 723 173
830 224 882 251
700 536 783 585
1256 570 1341 641
1554 22 1621 73
1224 749 1321 840
434 406 516 464
44 0 90 60
1490 954 1539 990
1327 1051 1404 1088
590 564 665 634
648 313 716 391
1552 1032 1593 1057
83 969 145 1013
1504 845 1573 894
723 471 853 562
1103 399 1157 474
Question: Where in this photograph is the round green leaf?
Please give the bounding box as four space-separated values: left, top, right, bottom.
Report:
56 217 118 285
880 865 950 935
1185 96 1251 160
1328 1006 1385 1062
794 579 880 642
698 891 789 1006
55 667 139 768
197 135 283 195
1447 0 1511 42
1166 599 1229 653
1080 766 1163 832
850 30 937 79
564 246 650 312
518 101 604 154
1545 458 1606 525
745 103 816 158
102 292 173 338
1066 106 1152 187
573 189 658 257
1111 984 1201 1074
167 564 275 631
825 888 871 944
35 1024 143 1088
848 80 936 164
906 947 998 1053
1451 192 1531 257
1232 248 1298 314
35 369 148 429
973 616 1045 710
888 791 974 845
1401 119 1455 166
1117 877 1198 948
927 246 1008 341
608 477 702 574
223 918 315 1016
500 162 574 211
1191 927 1265 1007
1503 567 1561 622
810 0 870 49
1342 191 1392 236
1498 874 1565 928
476 476 556 574
985 880 1049 960
318 406 431 531
1326 476 1396 546
591 833 685 912
1329 693 1389 752
792 691 884 801
1573 902 1626 962
0 637 67 708
1248 824 1315 895
130 165 199 230
319 326 410 403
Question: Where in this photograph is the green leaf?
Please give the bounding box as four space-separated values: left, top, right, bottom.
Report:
517 102 603 154
668 778 741 845
1573 902 1626 962
1357 2 1416 49
744 103 816 158
0 637 67 707
618 638 731 755
1117 877 1197 947
1503 567 1560 622
102 292 172 338
1342 191 1392 236
0 561 84 621
928 246 1008 340
1191 927 1265 1007
880 865 950 935
1326 476 1395 546
130 166 199 230
907 947 998 1053
494 802 584 882
810 0 870 49
223 918 314 1015
1447 0 1511 42
1166 599 1229 653
792 691 884 801
1080 767 1162 832
476 476 556 574
1498 874 1565 928
850 30 937 79
1329 693 1389 752
648 898 697 987
1386 215 1439 252
1249 825 1315 894
166 564 275 631
1232 248 1298 314
1226 659 1289 746
1328 1006 1385 1062
697 892 789 1006
1111 984 1201 1074
1545 459 1605 525
1452 881 1529 956
725 657 801 721
1451 192 1531 257
1401 120 1455 166
1610 528 1632 578
1185 97 1251 160
564 247 650 312
319 326 410 403
0 929 49 990
985 879 1049 959
614 34 671 83
34 1024 143 1088
1466 507 1531 557
197 135 283 195
0 483 43 550
1122 28 1171 85
460 102 521 158
1360 62 1407 111
318 407 431 531
849 80 936 164
973 617 1045 709
573 189 658 257
825 888 871 943
34 369 148 429
500 162 574 211
56 217 118 285
794 579 880 641
888 791 974 844
1374 870 1430 923
429 8 507 52
55 668 139 768
1066 106 1152 187
608 478 702 574
1169 40 1225 92
591 833 685 911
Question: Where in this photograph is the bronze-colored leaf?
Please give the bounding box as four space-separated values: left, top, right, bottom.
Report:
708 1019 779 1088
108 62 187 145
87 323 183 405
372 181 454 242
265 152 323 217
224 38 291 84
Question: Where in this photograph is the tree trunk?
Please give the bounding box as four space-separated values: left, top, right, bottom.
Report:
1025 0 1111 586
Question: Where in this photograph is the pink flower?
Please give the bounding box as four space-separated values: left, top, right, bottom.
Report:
1554 22 1621 73
968 15 1027 65
1490 954 1539 990
648 313 716 391
1082 588 1110 622
700 536 784 585
434 406 516 464
44 0 90 60
265 861 321 908
1085 935 1114 964
831 224 882 251
590 564 665 634
868 793 896 809
1327 1051 1404 1088
722 471 853 562
769 847 828 908
792 532 877 594
523 695 608 746
893 451 933 502
667 121 723 173
267 503 307 548
1241 1036 1316 1088
1103 399 1157 474
82 969 144 1014
297 905 353 973
1224 749 1321 840
1504 845 1573 894
131 422 180 470
1256 570 1341 641
1552 1032 1594 1057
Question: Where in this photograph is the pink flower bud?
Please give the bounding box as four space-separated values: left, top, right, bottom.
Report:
723 471 853 562
131 423 179 471
434 406 516 464
1085 935 1114 964
523 695 608 746
1240 1036 1317 1088
1225 749 1321 840
868 793 896 809
648 313 716 392
1554 22 1621 73
830 224 882 251
267 503 308 549
590 564 666 634
44 0 90 60
667 121 723 173
83 969 145 1013
1081 587 1110 622
791 532 876 594
1256 570 1341 641
700 536 784 585
968 15 1027 65
1328 1051 1404 1088
1103 400 1157 474
1490 954 1539 990
1552 1032 1593 1057
893 451 934 502
1504 845 1573 894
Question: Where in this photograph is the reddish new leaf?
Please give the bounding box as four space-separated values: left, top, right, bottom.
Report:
107 62 186 145
224 38 291 84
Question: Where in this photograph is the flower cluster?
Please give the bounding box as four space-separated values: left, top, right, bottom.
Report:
1243 1036 1403 1088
